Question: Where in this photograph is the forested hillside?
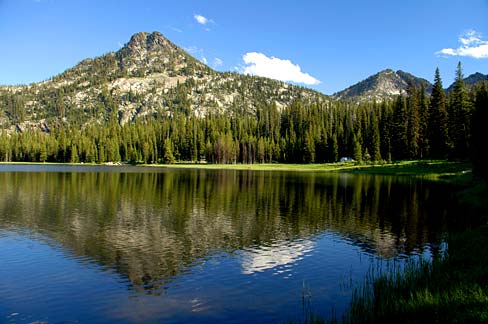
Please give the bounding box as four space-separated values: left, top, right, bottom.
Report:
0 32 486 178
0 32 326 129
0 64 486 170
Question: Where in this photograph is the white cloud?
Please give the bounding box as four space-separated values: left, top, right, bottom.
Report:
194 14 208 25
436 30 488 59
213 57 223 68
242 52 320 85
200 56 208 65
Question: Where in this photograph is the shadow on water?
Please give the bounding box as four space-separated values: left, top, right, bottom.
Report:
0 169 456 294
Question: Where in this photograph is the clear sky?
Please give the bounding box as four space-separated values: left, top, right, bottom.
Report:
1 0 487 94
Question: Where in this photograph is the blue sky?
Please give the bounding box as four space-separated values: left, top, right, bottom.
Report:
0 0 487 94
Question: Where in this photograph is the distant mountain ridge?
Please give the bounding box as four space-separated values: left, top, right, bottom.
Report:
447 72 488 92
334 69 487 102
333 69 433 102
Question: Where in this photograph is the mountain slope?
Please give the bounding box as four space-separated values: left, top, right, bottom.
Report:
463 72 488 86
446 72 488 92
0 32 327 130
333 69 433 102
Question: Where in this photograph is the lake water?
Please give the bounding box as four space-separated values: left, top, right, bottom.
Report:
0 165 453 323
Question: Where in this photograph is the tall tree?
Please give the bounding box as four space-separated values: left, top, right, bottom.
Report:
406 81 420 159
370 111 382 161
391 96 408 160
428 68 449 158
418 82 430 158
471 82 488 180
449 62 472 158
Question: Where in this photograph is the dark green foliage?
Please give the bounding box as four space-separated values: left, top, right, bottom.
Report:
391 96 408 159
418 83 430 158
406 81 420 159
0 66 482 166
471 82 488 180
449 62 472 158
428 68 450 158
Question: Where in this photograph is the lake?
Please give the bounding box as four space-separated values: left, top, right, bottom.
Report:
0 165 454 323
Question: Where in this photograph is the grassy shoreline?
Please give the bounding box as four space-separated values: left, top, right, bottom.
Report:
0 160 472 178
337 171 488 323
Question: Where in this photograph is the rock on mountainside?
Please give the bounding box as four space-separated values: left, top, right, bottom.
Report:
0 31 327 131
333 69 433 102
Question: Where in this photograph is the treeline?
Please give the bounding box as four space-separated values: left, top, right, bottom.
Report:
0 64 486 175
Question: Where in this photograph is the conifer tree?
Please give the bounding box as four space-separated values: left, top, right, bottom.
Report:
471 82 488 180
353 131 362 162
391 96 408 160
370 112 382 161
418 82 430 158
449 62 471 158
406 81 420 159
428 68 449 158
163 138 175 164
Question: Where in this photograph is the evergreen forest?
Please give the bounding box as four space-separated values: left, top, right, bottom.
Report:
0 64 487 180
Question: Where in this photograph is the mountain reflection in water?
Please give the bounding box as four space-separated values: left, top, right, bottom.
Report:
0 165 451 323
0 169 449 293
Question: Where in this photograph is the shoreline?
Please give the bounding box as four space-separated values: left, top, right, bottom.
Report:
0 160 471 178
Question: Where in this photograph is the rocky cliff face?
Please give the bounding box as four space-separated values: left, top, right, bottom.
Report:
0 32 327 131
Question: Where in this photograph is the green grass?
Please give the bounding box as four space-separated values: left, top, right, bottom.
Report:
143 161 363 172
343 226 488 323
0 160 472 178
144 159 472 176
345 160 472 179
339 174 488 324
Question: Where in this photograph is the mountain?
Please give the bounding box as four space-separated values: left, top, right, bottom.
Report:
447 72 488 92
463 72 488 86
333 69 433 102
0 31 327 130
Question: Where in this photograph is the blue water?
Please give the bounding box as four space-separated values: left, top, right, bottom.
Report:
0 166 449 323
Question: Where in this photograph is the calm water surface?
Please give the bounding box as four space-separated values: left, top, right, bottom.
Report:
0 165 453 323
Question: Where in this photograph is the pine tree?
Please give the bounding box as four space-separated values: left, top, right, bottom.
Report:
329 133 339 162
353 131 362 162
471 82 488 180
428 68 449 158
163 138 175 164
406 81 420 159
391 96 408 160
449 62 472 158
70 144 79 163
418 82 430 158
370 111 382 161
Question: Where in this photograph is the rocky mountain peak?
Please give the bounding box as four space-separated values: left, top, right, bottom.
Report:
113 31 206 80
333 69 433 102
125 31 173 52
0 31 327 130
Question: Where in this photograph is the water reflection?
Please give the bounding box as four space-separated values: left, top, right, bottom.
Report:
0 169 450 293
241 239 315 275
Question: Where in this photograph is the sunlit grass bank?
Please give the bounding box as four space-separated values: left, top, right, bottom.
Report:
145 159 471 176
345 160 471 179
0 160 472 178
